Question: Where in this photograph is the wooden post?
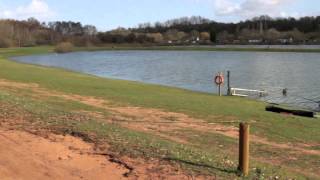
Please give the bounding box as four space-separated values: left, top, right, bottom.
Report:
238 123 250 176
218 84 221 96
227 71 231 96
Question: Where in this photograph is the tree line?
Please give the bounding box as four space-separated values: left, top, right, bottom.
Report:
1 15 320 48
0 18 98 48
131 15 320 44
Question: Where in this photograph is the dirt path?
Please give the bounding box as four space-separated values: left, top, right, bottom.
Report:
0 79 320 157
0 129 129 180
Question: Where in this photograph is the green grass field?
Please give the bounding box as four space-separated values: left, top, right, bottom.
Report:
0 46 319 179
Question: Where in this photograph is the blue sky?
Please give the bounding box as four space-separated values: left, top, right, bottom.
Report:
0 0 319 30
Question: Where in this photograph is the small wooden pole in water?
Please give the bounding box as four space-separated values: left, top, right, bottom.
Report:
227 71 231 96
238 123 250 176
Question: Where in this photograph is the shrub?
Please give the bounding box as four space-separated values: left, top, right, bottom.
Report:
0 37 12 48
22 41 37 47
54 42 74 53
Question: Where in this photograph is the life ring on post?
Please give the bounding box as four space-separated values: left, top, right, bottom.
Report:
214 73 224 85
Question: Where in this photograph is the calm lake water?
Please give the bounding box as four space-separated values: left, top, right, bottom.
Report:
12 50 320 111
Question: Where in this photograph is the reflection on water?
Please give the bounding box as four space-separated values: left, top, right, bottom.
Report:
13 50 320 111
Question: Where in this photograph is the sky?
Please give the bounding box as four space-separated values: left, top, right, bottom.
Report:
0 0 319 31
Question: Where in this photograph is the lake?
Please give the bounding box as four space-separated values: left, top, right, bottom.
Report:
12 50 320 111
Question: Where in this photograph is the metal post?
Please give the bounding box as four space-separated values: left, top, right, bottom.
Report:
218 84 221 96
238 123 250 176
227 71 231 96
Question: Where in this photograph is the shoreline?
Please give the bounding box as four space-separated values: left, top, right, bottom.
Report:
78 45 320 53
2 45 320 55
9 46 319 112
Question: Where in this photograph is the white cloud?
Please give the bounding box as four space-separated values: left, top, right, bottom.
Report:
214 0 240 15
214 0 294 18
0 0 55 21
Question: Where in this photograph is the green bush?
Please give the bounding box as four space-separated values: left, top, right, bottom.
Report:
54 42 74 53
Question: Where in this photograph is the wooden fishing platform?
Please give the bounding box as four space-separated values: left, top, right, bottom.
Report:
230 88 267 97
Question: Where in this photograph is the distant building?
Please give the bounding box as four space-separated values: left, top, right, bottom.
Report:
233 40 240 44
248 39 263 44
278 38 293 44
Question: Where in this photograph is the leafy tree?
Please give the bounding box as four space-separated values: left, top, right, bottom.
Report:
210 28 217 42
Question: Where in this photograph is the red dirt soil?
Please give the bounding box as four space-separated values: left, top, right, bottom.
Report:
0 129 207 180
0 129 129 180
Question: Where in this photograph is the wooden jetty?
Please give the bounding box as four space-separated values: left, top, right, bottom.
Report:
266 105 316 118
230 88 267 97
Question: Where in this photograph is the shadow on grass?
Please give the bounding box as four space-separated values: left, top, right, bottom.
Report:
163 157 238 175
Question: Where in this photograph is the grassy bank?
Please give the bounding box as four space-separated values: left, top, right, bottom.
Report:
0 84 308 179
0 46 320 179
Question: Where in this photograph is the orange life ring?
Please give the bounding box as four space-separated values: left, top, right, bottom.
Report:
215 74 224 85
